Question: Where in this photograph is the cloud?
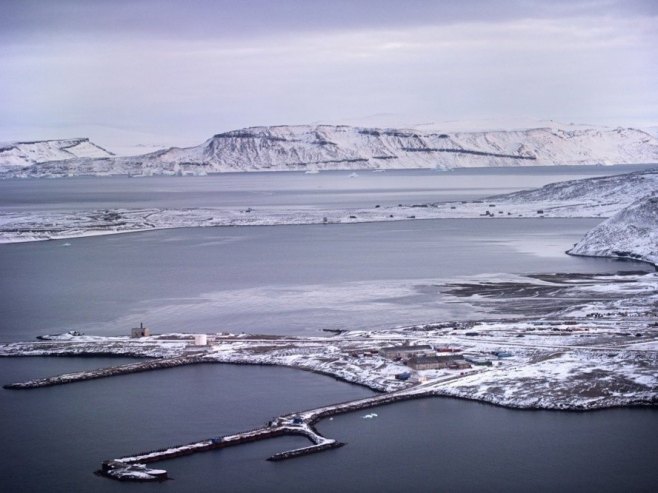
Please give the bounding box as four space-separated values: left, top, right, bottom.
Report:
0 1 656 145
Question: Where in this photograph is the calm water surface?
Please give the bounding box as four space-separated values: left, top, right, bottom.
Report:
0 359 656 493
0 219 651 342
0 164 654 212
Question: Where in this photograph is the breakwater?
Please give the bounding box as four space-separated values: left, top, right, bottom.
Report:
3 355 204 389
99 384 437 482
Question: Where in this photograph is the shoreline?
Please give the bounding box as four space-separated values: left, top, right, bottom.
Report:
566 249 657 271
2 269 656 412
0 211 606 246
2 265 655 483
2 350 656 414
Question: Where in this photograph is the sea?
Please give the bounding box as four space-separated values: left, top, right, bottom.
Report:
0 164 656 492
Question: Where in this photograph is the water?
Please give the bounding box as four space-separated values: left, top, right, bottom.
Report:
1 166 656 491
0 359 373 493
0 219 651 342
0 359 655 493
0 164 654 212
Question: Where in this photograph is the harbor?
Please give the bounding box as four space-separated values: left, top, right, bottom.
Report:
98 380 446 481
1 270 656 485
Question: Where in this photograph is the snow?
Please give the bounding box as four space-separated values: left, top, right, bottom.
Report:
1 167 655 245
568 195 658 266
0 138 113 168
2 270 656 409
2 124 657 177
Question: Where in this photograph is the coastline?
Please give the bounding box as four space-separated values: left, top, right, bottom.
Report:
0 202 609 245
566 250 657 271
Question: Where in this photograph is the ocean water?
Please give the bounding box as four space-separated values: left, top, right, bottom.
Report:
0 166 656 491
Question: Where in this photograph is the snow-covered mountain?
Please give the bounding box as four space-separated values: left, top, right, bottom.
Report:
0 138 114 168
2 124 658 177
568 195 658 267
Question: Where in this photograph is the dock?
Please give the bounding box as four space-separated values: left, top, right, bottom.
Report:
98 383 439 482
99 422 347 481
1 339 485 483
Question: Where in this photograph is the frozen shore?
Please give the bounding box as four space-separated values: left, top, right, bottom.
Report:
0 185 642 245
1 168 655 248
3 271 656 411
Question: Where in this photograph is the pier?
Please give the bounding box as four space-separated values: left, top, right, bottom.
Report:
99 422 347 481
0 337 489 483
98 382 441 482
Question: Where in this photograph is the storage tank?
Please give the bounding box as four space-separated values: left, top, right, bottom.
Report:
194 334 208 346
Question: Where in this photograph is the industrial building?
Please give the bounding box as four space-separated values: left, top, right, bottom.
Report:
379 345 433 360
131 322 150 338
407 354 472 371
463 354 493 366
407 356 447 370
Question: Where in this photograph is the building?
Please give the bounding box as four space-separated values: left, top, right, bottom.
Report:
407 353 466 370
447 359 472 370
463 355 493 366
131 322 150 338
379 345 433 360
194 334 208 346
407 356 448 370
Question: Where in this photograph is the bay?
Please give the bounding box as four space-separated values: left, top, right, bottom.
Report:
0 165 656 492
1 359 655 493
0 218 651 342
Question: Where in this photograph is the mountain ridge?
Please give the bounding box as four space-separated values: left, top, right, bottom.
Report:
0 138 114 168
2 124 658 177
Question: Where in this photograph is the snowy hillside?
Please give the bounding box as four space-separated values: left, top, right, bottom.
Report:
0 138 114 168
568 195 658 267
485 168 658 217
2 124 657 177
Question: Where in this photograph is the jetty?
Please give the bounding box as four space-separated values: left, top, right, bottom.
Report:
3 356 204 389
98 380 448 482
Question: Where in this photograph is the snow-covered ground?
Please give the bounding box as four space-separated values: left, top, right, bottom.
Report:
2 271 656 410
2 124 657 177
568 195 658 266
0 138 113 168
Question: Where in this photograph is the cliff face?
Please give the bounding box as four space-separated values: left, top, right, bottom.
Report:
0 138 114 168
568 195 658 267
2 124 658 177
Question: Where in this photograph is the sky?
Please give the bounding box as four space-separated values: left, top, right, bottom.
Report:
1 0 657 151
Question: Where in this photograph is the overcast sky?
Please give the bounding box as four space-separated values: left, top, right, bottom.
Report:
1 0 657 148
